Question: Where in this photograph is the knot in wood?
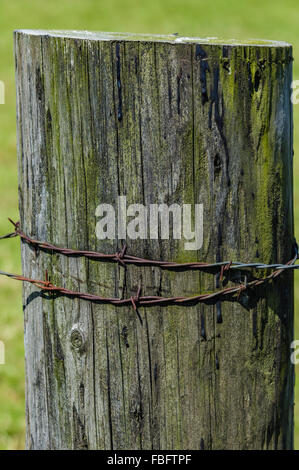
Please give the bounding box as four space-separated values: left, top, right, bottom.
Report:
70 326 85 351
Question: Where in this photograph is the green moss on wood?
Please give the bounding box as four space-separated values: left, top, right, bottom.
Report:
15 30 294 450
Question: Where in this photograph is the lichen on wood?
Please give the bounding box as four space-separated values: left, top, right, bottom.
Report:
14 30 294 450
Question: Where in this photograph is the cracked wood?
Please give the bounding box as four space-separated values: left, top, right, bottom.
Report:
15 31 294 450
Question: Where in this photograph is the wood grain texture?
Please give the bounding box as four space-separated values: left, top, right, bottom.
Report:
14 31 294 450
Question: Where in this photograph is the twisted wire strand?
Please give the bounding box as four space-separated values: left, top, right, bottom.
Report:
0 219 297 310
0 246 296 308
2 219 298 273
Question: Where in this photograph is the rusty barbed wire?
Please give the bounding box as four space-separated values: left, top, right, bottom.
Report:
0 253 296 309
0 218 297 310
0 239 297 309
1 219 299 274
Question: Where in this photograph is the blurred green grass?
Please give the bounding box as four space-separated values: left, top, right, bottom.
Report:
0 0 299 450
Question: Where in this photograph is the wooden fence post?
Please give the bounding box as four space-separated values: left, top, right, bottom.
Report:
14 31 294 450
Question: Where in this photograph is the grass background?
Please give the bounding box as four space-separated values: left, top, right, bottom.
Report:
0 0 299 450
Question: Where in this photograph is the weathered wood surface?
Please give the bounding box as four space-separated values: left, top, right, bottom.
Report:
15 31 294 450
